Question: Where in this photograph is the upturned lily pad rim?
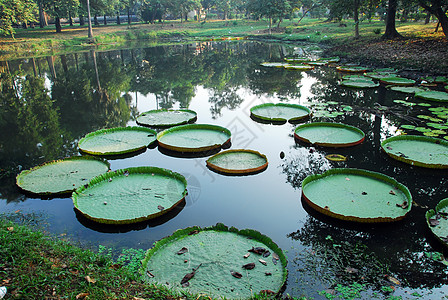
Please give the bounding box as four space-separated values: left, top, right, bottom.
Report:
294 122 365 147
16 156 110 196
78 126 157 156
301 168 412 223
141 222 288 293
206 149 268 175
250 103 312 123
157 124 231 153
426 198 448 248
381 135 448 169
136 109 198 127
72 166 188 225
379 76 416 86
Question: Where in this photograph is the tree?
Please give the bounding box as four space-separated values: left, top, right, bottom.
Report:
419 0 448 37
0 0 37 37
42 0 79 33
382 0 403 39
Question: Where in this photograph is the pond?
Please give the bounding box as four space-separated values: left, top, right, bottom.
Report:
1 41 448 299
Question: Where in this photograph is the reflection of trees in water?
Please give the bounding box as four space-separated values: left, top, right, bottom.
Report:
288 214 448 290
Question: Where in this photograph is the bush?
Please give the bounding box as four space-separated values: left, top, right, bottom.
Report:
373 28 381 34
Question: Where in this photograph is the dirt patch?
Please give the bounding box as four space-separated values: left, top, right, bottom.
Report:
325 36 448 76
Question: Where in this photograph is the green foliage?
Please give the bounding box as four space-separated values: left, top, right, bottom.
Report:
0 0 37 37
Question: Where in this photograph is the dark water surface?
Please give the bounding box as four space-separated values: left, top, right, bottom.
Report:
1 41 447 299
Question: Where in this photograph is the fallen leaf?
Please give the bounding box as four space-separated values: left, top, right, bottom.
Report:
265 272 272 276
387 275 401 285
133 297 146 300
345 267 358 274
146 271 154 278
230 271 242 278
176 247 188 255
242 263 255 270
389 190 396 195
76 292 89 299
259 259 267 266
243 252 250 259
248 247 266 255
85 275 96 283
262 250 271 258
188 230 199 235
157 205 164 211
7 227 14 231
14 210 20 213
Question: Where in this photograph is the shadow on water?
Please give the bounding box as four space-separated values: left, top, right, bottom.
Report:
74 199 186 233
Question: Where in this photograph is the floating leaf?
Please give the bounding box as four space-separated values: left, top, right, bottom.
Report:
426 199 448 248
250 103 311 123
206 149 268 175
389 86 426 94
400 125 416 130
325 154 347 162
340 80 379 89
380 76 416 86
260 62 289 68
136 109 197 127
336 66 368 73
415 90 448 102
294 122 365 147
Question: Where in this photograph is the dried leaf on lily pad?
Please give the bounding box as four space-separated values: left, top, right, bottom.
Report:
157 124 231 153
78 126 157 156
136 109 197 127
72 166 187 224
381 135 448 169
16 156 110 196
302 168 412 223
426 198 448 248
142 223 287 299
250 103 311 123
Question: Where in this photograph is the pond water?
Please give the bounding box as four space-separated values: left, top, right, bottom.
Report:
1 41 448 299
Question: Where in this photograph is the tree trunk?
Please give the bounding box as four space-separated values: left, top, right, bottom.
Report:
117 13 121 24
104 15 107 25
55 17 62 33
87 0 94 39
382 0 403 39
80 15 85 26
419 1 448 37
425 11 431 24
354 0 360 39
94 15 99 26
69 11 73 26
127 8 131 24
39 3 47 28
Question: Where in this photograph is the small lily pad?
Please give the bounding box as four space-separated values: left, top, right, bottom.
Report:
206 149 268 175
336 66 368 73
250 103 311 123
415 90 448 102
16 156 110 196
389 86 426 94
340 80 379 89
302 168 412 223
136 109 197 127
284 65 314 71
78 127 157 156
380 76 416 86
73 166 187 224
381 135 448 169
142 223 287 299
294 122 365 147
400 124 416 130
260 62 289 68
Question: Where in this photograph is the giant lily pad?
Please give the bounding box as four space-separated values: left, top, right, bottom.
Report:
72 166 187 224
340 80 379 89
206 149 268 175
16 156 110 196
250 103 311 123
284 65 314 71
78 127 157 156
336 66 368 73
302 168 412 223
142 223 287 299
157 124 231 153
415 90 448 102
380 76 416 86
389 86 426 94
381 135 448 169
136 109 197 127
294 122 365 147
426 198 448 248
260 62 289 68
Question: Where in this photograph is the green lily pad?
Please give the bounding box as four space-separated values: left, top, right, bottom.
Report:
400 124 416 130
426 198 448 248
381 135 448 169
260 62 289 68
142 223 287 299
306 61 327 66
414 127 432 132
415 90 448 102
393 100 416 106
364 72 395 80
284 65 314 71
340 80 379 89
136 109 197 127
342 75 371 81
427 123 448 130
78 127 157 156
389 86 426 94
206 149 268 175
250 103 311 123
16 156 110 196
294 122 365 147
320 57 340 63
72 166 187 224
157 124 231 153
336 66 368 73
302 168 412 223
380 76 416 86
285 57 309 63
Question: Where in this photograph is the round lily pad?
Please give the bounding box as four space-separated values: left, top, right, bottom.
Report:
415 90 448 102
294 122 365 147
342 75 371 81
336 66 368 73
306 61 327 66
136 109 197 127
142 223 287 299
381 135 448 169
16 156 110 196
157 124 231 153
301 168 412 223
389 86 426 94
78 127 157 156
250 103 311 123
380 76 416 86
284 65 314 71
206 149 268 175
364 72 396 80
260 62 289 68
285 57 309 63
72 166 187 224
426 198 448 248
340 80 379 89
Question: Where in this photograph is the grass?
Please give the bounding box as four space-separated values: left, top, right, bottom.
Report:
0 18 445 61
0 213 295 300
